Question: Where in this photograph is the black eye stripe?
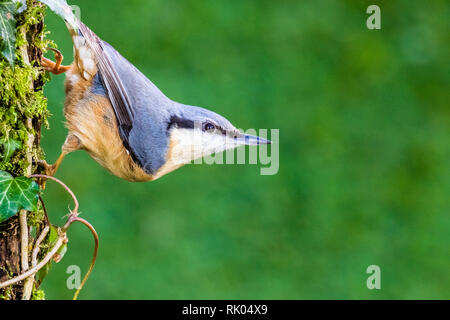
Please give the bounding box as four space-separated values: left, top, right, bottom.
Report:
167 116 194 130
216 126 227 134
167 116 227 135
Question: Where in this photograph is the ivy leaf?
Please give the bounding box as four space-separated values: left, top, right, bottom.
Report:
0 1 17 67
0 137 21 162
0 170 39 222
37 0 78 30
48 224 58 243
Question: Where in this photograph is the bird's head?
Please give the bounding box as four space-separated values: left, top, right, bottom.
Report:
152 103 270 178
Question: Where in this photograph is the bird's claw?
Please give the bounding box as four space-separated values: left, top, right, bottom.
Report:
37 160 58 189
48 47 63 60
41 48 70 75
38 159 57 176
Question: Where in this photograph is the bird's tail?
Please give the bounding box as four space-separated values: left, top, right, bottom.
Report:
65 20 101 81
40 1 97 81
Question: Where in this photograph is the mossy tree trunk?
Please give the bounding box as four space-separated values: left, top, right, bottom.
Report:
0 0 51 300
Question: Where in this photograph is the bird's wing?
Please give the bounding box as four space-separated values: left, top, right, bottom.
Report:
76 22 171 173
78 22 135 141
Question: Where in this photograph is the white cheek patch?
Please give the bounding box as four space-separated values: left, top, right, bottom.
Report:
169 128 240 165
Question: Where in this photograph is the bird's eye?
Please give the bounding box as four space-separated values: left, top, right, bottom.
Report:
203 122 216 132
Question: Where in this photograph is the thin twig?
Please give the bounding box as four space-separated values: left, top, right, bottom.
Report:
31 174 98 299
0 174 76 291
32 225 50 267
19 210 33 300
0 173 99 299
23 225 51 296
19 211 29 272
30 174 79 215
20 86 34 299
71 217 99 300
0 236 65 289
39 194 50 225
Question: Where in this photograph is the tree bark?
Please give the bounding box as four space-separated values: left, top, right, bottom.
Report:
0 0 50 300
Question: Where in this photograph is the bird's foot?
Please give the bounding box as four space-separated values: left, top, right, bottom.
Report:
38 159 58 176
41 48 71 75
37 159 60 189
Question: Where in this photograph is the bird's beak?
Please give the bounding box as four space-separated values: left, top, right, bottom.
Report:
235 133 271 146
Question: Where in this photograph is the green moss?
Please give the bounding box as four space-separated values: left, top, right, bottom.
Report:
31 288 45 300
27 203 44 227
0 284 12 300
0 0 52 176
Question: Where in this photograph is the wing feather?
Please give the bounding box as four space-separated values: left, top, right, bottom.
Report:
75 22 173 174
78 22 134 140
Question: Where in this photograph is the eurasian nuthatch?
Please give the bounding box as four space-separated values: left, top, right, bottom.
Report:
40 21 270 182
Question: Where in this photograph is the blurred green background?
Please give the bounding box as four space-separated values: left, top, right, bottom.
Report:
40 0 449 299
